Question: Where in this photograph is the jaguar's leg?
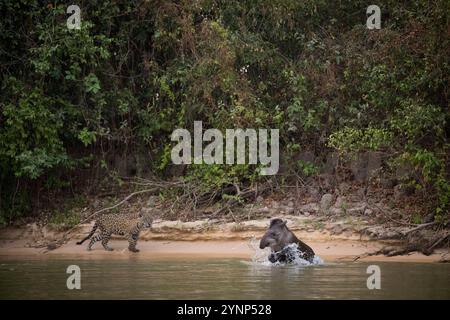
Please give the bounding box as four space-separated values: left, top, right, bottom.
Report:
101 232 114 251
127 233 140 252
87 233 103 251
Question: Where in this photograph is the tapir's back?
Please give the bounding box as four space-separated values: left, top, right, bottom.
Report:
287 228 315 261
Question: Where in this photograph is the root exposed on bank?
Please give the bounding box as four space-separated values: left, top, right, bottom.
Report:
360 228 449 260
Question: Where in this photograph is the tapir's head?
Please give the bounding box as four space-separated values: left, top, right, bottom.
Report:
259 218 289 252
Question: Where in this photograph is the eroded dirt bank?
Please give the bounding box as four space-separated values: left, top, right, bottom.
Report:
0 216 448 263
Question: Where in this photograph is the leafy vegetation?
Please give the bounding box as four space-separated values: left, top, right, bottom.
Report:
1 0 448 224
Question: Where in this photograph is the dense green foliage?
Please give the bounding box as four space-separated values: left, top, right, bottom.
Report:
1 0 448 223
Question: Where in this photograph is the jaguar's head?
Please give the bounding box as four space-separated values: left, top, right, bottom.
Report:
140 213 153 228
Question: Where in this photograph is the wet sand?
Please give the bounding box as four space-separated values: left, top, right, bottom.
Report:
0 239 447 263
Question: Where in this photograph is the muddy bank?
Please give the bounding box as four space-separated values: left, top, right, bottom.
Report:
0 216 448 263
0 214 399 242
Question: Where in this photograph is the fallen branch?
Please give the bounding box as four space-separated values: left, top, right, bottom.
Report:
404 222 438 235
427 233 450 251
362 230 449 258
85 188 158 219
207 185 270 220
366 200 416 227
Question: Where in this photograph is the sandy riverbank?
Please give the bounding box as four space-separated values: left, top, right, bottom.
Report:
0 238 447 263
0 215 448 263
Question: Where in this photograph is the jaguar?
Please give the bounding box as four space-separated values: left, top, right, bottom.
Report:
76 212 153 252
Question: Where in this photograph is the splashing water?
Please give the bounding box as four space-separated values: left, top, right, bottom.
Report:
248 237 272 264
274 243 324 266
248 237 324 266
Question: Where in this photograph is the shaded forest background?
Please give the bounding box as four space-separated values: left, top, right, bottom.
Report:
0 0 448 225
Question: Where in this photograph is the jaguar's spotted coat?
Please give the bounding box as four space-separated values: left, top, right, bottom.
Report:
76 213 153 252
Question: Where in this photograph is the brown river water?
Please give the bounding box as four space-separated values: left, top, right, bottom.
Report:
0 256 449 299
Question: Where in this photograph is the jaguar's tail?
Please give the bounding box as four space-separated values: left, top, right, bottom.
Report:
76 224 98 245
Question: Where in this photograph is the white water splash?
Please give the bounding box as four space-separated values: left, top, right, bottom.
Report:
248 237 272 264
248 237 324 267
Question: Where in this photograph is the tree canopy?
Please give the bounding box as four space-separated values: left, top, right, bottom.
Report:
0 0 448 224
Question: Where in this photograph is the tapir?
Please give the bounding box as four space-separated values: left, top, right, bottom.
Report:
259 218 315 263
